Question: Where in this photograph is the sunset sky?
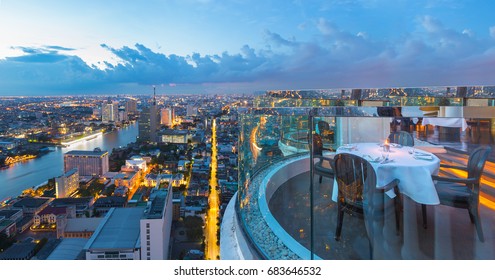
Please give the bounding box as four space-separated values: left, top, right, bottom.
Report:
1 0 495 95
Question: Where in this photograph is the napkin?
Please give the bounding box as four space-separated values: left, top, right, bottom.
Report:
414 154 433 160
363 155 382 162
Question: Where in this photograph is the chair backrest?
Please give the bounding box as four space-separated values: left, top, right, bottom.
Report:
317 120 330 133
334 153 393 245
334 153 377 208
467 146 492 186
388 131 414 147
312 133 324 156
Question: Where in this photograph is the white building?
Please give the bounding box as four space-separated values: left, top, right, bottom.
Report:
140 185 173 260
160 130 191 144
55 168 79 198
101 101 119 124
122 156 147 172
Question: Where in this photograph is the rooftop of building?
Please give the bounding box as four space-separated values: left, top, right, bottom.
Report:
0 219 15 229
114 171 137 180
84 208 143 251
46 238 87 260
12 197 50 209
64 149 108 156
37 206 67 216
64 217 103 232
93 196 127 206
0 242 36 260
0 209 22 219
59 168 78 177
160 129 189 135
50 197 94 206
144 188 169 219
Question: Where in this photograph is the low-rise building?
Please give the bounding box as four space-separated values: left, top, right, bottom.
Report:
49 197 94 217
122 156 147 172
11 197 51 215
0 241 37 260
93 196 127 216
33 206 75 226
0 219 16 237
57 217 103 239
114 171 138 190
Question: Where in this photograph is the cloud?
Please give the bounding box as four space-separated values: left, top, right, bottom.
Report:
490 26 495 39
1 15 495 95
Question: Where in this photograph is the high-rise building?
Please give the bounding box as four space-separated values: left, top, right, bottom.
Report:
138 88 159 143
64 149 109 177
118 107 128 123
101 101 119 124
125 98 138 114
55 168 79 198
140 185 173 260
160 108 174 126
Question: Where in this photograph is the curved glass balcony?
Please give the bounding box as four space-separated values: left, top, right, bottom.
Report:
226 86 495 260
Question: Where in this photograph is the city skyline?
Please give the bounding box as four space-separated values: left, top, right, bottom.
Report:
1 0 495 95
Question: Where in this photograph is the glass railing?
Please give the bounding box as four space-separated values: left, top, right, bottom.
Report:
233 87 495 260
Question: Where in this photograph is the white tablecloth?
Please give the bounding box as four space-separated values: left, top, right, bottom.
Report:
422 118 469 131
332 143 441 205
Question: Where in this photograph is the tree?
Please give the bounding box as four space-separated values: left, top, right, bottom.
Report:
0 233 15 251
183 216 204 241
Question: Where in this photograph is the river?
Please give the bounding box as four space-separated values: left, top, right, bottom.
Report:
0 122 138 200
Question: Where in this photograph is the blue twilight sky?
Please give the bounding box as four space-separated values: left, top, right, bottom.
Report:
1 0 495 95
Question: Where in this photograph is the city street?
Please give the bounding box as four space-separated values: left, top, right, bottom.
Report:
205 119 220 260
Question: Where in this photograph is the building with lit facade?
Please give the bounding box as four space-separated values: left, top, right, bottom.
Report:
55 168 79 198
221 86 495 260
64 149 109 177
123 156 147 172
140 185 173 260
114 171 139 190
125 98 138 114
160 108 174 126
101 100 119 124
159 129 190 144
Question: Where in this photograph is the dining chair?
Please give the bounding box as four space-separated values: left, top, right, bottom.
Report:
317 120 334 142
333 153 401 258
421 146 492 242
388 131 414 147
312 133 334 183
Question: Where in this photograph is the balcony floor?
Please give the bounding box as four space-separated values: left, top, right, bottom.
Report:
269 171 495 260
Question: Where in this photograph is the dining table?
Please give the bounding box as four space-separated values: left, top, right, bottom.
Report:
422 117 469 131
332 142 441 205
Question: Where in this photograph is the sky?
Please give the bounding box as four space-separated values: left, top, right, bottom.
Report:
1 0 495 95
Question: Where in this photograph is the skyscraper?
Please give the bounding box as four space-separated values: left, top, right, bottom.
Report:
125 98 138 114
101 100 119 124
160 108 174 126
138 87 160 143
